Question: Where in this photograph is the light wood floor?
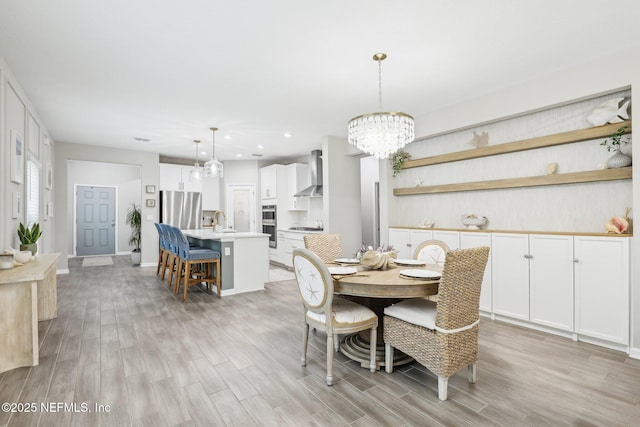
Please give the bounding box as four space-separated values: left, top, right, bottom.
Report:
1 256 639 427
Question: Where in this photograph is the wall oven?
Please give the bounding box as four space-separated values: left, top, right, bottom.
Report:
262 205 277 248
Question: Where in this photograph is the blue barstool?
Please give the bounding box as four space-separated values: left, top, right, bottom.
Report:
155 223 170 277
172 227 221 302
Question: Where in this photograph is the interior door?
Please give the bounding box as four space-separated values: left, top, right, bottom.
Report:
225 184 255 232
76 185 116 256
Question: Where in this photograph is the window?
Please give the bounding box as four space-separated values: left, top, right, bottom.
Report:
26 159 40 225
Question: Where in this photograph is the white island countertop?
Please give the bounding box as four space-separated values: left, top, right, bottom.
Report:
183 229 269 242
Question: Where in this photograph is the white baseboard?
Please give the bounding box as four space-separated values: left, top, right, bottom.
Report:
56 269 70 275
628 348 640 359
139 262 156 268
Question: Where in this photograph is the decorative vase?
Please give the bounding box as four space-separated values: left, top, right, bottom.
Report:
606 149 632 169
131 250 141 266
20 243 38 256
620 141 632 158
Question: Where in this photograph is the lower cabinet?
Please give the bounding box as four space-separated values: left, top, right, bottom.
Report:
282 232 305 268
574 236 629 346
388 227 630 351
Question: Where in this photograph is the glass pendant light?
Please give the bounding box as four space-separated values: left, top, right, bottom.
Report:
204 127 223 178
190 140 203 182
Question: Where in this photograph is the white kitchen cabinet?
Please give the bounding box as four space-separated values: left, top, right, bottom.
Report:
388 228 411 258
433 230 460 250
491 233 530 321
574 236 629 346
275 231 286 264
529 234 574 332
159 163 202 192
286 163 309 211
202 178 221 210
460 232 492 313
409 230 433 257
260 164 280 201
282 232 305 268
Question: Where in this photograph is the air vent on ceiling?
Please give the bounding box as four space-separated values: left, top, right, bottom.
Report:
251 153 263 157
134 137 150 142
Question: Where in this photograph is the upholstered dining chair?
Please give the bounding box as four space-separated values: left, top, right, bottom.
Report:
384 246 490 400
413 239 450 271
292 248 378 385
303 233 343 263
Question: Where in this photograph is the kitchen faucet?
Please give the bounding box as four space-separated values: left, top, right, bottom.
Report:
212 210 226 228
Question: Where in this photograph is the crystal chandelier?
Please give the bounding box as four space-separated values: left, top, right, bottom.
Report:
347 53 414 159
204 127 223 178
190 140 203 182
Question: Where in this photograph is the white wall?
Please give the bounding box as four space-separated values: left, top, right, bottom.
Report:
381 45 640 356
54 142 160 270
0 53 54 256
67 160 141 255
360 156 380 247
323 135 362 256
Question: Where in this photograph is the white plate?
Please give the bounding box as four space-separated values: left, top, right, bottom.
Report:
399 269 441 279
334 258 360 264
328 266 358 276
394 259 426 266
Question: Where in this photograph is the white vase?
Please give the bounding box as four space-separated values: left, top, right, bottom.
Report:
606 149 632 169
620 141 632 157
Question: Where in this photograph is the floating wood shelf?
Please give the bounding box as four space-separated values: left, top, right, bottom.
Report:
402 121 631 169
393 167 632 196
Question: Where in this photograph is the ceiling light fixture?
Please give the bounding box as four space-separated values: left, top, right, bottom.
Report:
204 127 224 179
347 53 414 159
190 140 203 182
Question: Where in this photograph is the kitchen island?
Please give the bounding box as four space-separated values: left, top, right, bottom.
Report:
182 230 269 295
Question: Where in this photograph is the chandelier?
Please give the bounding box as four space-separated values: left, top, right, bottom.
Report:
204 127 223 178
190 140 203 182
347 53 414 159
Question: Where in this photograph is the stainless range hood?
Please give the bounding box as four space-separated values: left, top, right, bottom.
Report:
294 149 323 197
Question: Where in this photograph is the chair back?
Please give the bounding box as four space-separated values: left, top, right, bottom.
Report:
303 234 342 263
292 248 334 315
171 226 192 258
413 240 449 270
435 246 490 331
155 223 169 250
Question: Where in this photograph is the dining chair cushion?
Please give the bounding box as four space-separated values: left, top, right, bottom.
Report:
307 298 377 328
384 298 437 330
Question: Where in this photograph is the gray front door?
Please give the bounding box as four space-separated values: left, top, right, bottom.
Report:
76 185 116 256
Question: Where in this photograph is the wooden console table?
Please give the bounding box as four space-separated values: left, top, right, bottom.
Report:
0 253 60 373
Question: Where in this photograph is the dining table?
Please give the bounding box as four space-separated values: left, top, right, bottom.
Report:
329 260 440 369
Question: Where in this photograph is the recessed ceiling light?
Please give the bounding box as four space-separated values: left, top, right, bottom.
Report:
236 153 243 158
284 132 292 138
201 151 207 156
134 137 150 142
224 135 232 140
257 144 264 149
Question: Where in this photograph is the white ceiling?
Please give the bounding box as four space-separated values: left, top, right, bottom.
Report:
0 0 639 163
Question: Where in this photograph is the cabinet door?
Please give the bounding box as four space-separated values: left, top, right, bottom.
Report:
287 164 309 211
182 166 203 193
409 230 433 257
388 229 411 259
529 234 574 331
283 234 305 268
574 236 629 345
261 166 278 200
491 233 530 321
460 232 492 313
276 232 286 264
433 230 460 250
159 164 183 191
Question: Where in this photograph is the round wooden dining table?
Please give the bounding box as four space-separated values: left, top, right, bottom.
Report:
331 263 440 369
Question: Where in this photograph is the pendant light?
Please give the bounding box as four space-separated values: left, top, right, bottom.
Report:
347 53 414 159
190 140 203 182
204 127 224 178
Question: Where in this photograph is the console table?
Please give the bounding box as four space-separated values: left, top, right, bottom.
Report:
0 253 60 373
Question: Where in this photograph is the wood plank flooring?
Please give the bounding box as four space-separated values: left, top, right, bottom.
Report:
1 255 639 426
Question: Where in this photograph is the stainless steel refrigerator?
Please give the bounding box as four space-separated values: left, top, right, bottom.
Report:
159 190 202 229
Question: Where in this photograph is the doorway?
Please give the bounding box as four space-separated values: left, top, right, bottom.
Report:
75 185 117 256
225 184 256 232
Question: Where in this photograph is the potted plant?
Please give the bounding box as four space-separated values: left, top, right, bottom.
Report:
126 203 142 265
17 222 42 255
601 125 632 168
391 150 411 177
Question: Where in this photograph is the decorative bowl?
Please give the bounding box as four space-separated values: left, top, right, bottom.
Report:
14 250 33 264
461 215 487 230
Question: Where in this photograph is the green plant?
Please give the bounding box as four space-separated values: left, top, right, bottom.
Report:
391 150 411 177
600 125 630 152
17 222 42 244
126 203 142 252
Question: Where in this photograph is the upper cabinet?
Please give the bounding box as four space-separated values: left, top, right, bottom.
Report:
260 164 280 201
159 163 202 193
286 163 309 211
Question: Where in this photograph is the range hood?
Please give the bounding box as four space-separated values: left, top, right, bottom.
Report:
294 149 323 197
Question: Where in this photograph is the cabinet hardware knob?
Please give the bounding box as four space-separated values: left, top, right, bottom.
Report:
573 258 579 263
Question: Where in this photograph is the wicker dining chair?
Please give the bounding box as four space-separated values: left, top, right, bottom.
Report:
292 248 378 385
303 233 342 263
384 246 490 400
